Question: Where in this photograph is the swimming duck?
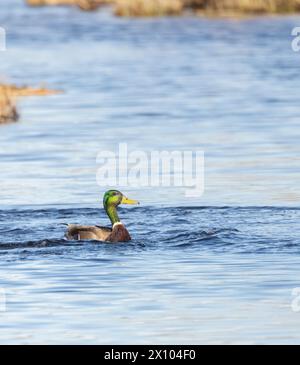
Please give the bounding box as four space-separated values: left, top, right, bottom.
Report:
65 190 139 243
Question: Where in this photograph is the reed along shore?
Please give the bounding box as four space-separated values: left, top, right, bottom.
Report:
26 0 300 16
0 84 61 124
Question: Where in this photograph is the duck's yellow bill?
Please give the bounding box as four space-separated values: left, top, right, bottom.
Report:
121 196 139 205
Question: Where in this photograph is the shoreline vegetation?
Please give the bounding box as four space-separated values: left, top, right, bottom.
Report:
25 0 300 16
0 84 60 124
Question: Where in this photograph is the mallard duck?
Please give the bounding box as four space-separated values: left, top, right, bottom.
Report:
65 190 139 243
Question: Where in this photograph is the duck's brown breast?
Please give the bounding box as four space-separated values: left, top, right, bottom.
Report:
107 223 131 243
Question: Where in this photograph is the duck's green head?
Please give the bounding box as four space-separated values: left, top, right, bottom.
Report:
103 190 139 208
103 190 139 225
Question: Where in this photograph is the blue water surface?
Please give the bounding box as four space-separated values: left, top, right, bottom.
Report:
0 0 300 344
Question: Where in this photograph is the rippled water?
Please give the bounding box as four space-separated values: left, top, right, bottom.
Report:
1 206 300 344
0 0 300 344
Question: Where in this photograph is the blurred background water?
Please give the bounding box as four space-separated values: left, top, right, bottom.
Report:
0 0 300 344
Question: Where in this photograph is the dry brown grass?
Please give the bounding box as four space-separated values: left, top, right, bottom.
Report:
26 0 183 15
0 87 18 124
26 0 76 5
197 0 300 14
111 0 300 16
3 85 61 97
0 84 61 124
114 0 183 16
26 0 110 10
25 0 300 16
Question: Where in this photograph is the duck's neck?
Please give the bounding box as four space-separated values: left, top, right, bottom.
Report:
106 204 120 226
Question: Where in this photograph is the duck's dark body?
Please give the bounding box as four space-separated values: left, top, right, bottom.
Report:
65 222 131 243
